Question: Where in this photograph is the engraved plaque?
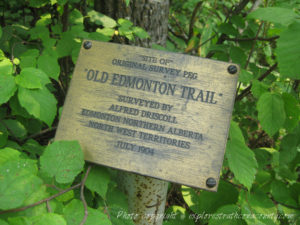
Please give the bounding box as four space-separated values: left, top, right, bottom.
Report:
55 40 239 191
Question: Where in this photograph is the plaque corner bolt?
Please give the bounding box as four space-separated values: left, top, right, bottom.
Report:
83 41 92 50
227 65 238 74
206 177 217 188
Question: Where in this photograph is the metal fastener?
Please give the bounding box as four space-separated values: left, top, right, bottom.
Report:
227 65 237 74
206 177 217 188
83 41 92 49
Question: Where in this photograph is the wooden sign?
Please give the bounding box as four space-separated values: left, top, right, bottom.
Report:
55 40 239 191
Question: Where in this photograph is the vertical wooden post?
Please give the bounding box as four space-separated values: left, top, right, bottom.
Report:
94 1 170 224
118 172 169 225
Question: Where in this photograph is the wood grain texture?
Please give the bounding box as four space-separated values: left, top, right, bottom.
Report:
55 40 239 191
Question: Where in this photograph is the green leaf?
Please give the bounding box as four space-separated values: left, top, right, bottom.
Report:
0 147 21 164
125 0 130 7
63 199 112 225
22 139 44 156
107 206 135 225
20 49 39 69
282 93 300 131
85 166 110 199
118 18 133 28
0 219 9 225
239 191 278 225
132 27 150 39
231 15 245 28
57 0 68 5
276 22 300 79
239 69 253 83
118 27 134 40
56 190 74 202
208 204 245 225
226 139 258 189
230 47 247 68
40 140 84 184
29 0 48 8
164 206 195 225
0 158 42 210
218 23 238 36
229 121 245 142
0 50 5 61
9 95 31 118
36 14 52 26
96 28 115 38
3 119 27 138
182 180 239 216
88 32 111 42
7 217 31 225
20 185 49 217
279 133 298 164
0 123 8 148
0 74 17 105
15 71 42 90
69 9 84 25
106 186 128 210
18 87 57 127
37 54 60 80
0 27 2 39
56 32 76 58
18 67 51 87
88 10 117 28
251 80 268 98
257 92 286 136
29 213 67 225
271 180 298 208
248 7 298 25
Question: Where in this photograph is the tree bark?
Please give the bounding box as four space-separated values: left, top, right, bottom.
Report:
94 0 169 47
94 1 170 224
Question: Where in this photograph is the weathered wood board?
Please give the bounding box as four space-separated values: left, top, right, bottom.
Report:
55 40 239 191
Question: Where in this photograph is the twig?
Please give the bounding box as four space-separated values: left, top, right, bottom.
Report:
245 22 264 69
62 3 69 32
79 165 92 225
45 183 63 192
232 0 251 14
170 14 189 42
221 178 247 191
188 1 203 40
292 80 299 93
272 199 300 210
206 0 251 58
199 33 217 48
25 126 57 141
235 63 278 102
0 183 82 215
103 200 111 220
27 127 57 140
236 22 264 97
46 200 52 213
168 25 188 43
225 35 279 42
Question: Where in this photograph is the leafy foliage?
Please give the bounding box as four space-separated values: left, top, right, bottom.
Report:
0 0 299 225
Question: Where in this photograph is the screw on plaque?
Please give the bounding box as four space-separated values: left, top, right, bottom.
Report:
83 41 92 49
206 177 217 188
227 65 237 74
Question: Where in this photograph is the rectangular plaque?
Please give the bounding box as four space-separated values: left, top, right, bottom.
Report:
55 40 239 191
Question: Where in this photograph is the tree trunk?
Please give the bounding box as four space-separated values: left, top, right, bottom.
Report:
94 0 169 47
94 1 170 224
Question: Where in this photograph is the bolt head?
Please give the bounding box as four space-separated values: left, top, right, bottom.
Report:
83 41 92 49
227 65 238 74
206 177 217 188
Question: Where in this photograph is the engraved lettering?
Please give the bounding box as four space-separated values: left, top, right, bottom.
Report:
110 74 176 96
